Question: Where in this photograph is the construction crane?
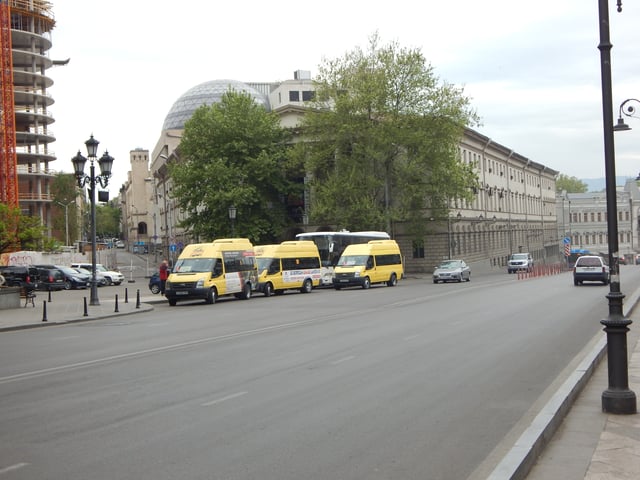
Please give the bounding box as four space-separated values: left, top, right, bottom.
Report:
0 0 19 207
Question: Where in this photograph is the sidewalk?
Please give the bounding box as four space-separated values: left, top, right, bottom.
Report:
0 283 164 332
1 281 639 479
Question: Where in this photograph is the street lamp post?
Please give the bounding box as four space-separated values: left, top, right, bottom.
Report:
55 200 75 246
71 135 114 307
228 205 237 237
597 0 636 414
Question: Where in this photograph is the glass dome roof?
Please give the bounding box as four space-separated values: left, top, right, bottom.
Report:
162 79 270 131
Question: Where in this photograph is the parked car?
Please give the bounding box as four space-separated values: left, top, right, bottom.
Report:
74 267 108 286
433 259 471 283
115 240 125 248
70 263 125 285
34 266 65 291
0 265 39 291
149 273 161 294
507 253 534 273
573 255 610 286
55 265 90 290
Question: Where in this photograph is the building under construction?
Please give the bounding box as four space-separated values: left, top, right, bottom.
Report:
0 0 56 225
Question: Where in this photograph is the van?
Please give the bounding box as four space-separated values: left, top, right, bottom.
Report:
165 238 258 306
255 241 322 296
332 240 403 289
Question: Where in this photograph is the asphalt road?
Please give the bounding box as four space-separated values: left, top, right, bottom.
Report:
2 266 639 480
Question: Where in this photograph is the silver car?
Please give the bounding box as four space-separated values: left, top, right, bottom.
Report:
433 259 471 283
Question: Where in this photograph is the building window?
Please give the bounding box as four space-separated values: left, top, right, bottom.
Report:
302 90 315 102
412 240 424 258
289 90 300 102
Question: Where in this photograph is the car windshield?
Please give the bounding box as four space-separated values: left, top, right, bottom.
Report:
511 254 528 260
58 267 78 275
438 260 462 269
174 258 215 273
337 255 368 267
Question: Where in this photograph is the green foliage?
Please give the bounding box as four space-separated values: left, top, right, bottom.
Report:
169 91 299 243
96 203 121 239
294 33 479 238
0 203 46 253
51 173 80 244
556 174 587 193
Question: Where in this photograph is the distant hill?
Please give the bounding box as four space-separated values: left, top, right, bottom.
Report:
581 176 635 192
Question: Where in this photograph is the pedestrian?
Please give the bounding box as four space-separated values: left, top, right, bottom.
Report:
159 259 169 295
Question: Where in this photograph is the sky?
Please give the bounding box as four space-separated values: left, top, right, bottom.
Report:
45 0 640 196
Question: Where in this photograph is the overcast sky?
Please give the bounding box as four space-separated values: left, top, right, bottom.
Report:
47 0 640 196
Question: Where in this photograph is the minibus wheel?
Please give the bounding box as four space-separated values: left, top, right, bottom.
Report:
387 273 398 287
300 278 313 293
240 283 251 300
205 287 217 304
362 277 371 289
264 282 273 297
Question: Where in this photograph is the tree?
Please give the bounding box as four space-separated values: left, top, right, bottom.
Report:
0 204 46 254
96 202 121 240
169 91 298 243
293 33 479 238
51 173 80 244
556 174 587 193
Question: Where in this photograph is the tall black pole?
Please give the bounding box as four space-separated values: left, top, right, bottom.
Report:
597 0 636 414
89 161 100 306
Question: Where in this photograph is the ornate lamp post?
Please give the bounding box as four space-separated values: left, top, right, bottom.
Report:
597 0 636 414
228 205 237 237
613 98 640 131
71 135 114 306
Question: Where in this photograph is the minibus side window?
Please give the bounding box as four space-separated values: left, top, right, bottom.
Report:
212 259 223 277
366 256 374 270
268 260 280 275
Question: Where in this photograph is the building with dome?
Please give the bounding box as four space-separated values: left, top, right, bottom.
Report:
122 70 561 273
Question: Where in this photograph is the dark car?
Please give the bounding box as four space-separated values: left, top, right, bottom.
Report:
149 272 161 294
33 266 65 291
55 265 90 290
0 265 39 291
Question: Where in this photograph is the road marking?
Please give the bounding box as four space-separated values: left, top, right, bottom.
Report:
51 336 81 341
404 334 421 341
0 463 29 475
0 318 334 385
201 391 248 407
331 355 356 365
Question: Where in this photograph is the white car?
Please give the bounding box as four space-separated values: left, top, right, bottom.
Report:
71 263 125 286
433 259 471 283
573 255 610 286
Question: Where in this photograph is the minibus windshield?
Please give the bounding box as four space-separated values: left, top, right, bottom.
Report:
337 255 368 267
174 258 215 273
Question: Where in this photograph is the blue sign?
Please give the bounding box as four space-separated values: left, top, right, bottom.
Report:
170 244 177 252
563 237 571 244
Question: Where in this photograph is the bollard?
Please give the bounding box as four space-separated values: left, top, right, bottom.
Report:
114 294 119 313
83 297 88 317
136 289 141 309
125 288 129 304
42 300 47 322
48 289 52 303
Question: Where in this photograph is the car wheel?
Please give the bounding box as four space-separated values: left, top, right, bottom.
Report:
99 278 108 286
264 282 273 297
433 280 438 284
114 282 122 286
64 280 72 290
334 286 342 290
205 287 217 304
239 283 251 300
466 273 471 282
168 298 177 306
362 277 370 289
150 284 161 295
104 277 112 286
574 278 579 286
300 278 313 294
387 273 397 287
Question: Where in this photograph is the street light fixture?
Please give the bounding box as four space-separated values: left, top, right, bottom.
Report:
612 98 639 132
228 205 237 237
55 199 75 246
597 0 636 414
71 135 114 306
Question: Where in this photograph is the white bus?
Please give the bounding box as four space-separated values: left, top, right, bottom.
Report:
295 231 391 285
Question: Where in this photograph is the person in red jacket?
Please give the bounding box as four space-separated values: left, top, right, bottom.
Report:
159 259 169 295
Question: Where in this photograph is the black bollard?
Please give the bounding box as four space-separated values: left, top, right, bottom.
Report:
42 300 47 322
114 294 119 313
125 288 129 303
83 297 88 317
136 289 141 309
48 289 52 303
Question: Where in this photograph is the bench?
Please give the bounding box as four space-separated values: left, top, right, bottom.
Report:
20 287 36 308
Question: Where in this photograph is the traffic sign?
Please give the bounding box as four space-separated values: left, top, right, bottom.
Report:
170 244 177 252
563 237 571 244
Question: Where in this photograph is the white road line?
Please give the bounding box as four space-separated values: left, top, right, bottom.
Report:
404 334 421 341
51 336 81 341
201 391 248 407
0 463 29 475
331 355 356 365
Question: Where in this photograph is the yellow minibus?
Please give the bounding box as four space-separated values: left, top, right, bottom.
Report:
332 240 403 289
165 238 257 306
255 241 322 296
